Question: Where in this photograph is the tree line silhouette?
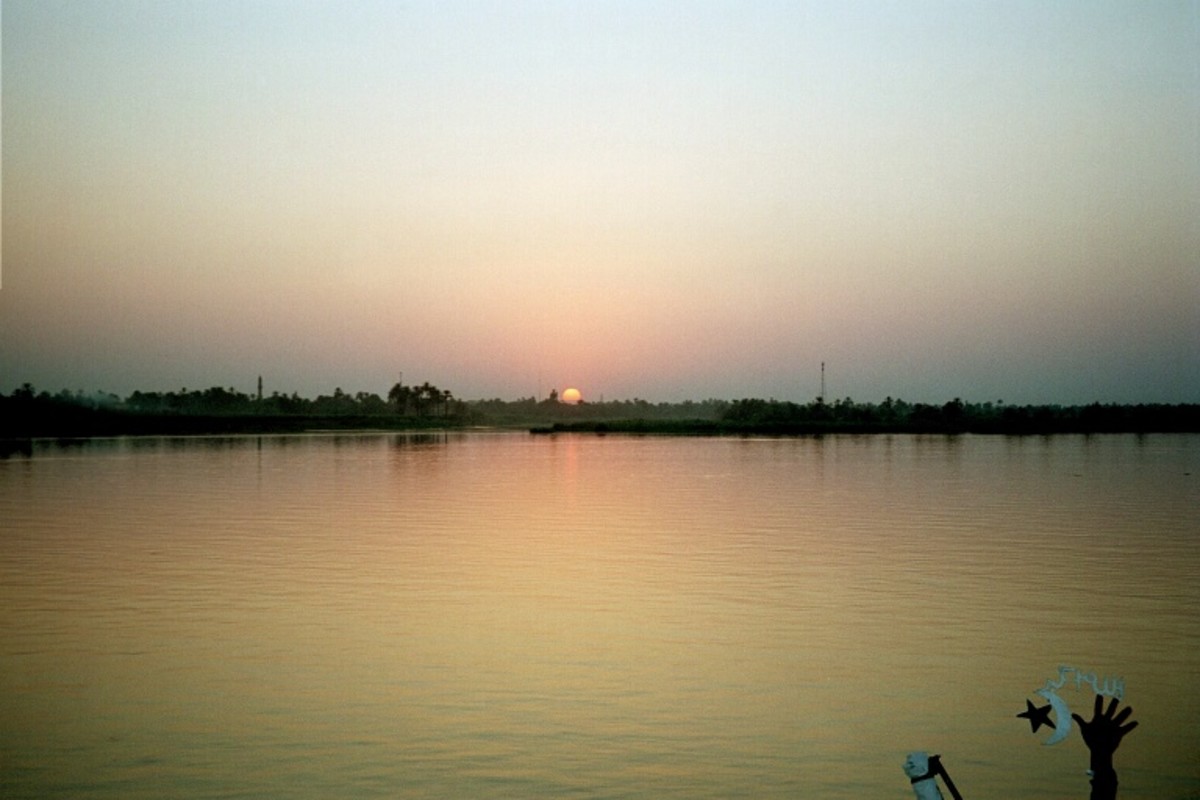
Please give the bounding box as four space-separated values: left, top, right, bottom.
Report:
0 380 465 438
2 380 1197 438
713 396 1199 434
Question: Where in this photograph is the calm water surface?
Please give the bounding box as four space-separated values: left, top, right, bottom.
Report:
2 433 1197 799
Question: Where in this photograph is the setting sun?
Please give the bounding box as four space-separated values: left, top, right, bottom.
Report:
561 387 582 405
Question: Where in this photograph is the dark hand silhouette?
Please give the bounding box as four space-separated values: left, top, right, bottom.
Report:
1072 694 1137 800
1072 694 1138 758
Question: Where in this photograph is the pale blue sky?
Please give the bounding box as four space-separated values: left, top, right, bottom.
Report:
2 1 1198 403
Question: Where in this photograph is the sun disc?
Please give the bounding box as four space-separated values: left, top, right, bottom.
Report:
561 387 582 404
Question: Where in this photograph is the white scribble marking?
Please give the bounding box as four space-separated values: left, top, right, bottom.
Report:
1043 665 1125 700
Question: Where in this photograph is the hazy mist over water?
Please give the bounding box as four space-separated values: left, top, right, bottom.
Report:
2 433 1197 798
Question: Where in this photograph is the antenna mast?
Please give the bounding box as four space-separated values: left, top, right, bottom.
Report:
820 361 826 402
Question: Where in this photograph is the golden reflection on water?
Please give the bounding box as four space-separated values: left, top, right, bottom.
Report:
1 433 1198 798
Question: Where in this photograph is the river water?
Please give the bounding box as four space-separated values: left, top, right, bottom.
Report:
1 432 1197 799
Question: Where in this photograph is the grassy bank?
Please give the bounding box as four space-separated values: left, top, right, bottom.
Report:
0 408 465 440
531 412 1200 436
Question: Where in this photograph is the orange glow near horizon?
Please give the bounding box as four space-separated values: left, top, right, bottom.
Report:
561 388 582 405
2 3 1196 405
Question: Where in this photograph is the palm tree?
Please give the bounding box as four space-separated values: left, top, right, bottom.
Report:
387 382 412 415
414 382 438 417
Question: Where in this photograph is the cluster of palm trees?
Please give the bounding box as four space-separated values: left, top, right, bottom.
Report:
387 381 454 417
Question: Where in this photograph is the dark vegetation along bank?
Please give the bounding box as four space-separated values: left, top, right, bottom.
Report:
1 381 465 439
534 396 1200 435
2 381 1198 441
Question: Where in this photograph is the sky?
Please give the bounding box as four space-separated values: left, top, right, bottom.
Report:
2 1 1198 405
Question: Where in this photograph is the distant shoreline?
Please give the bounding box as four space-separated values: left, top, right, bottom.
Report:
4 388 1198 442
0 412 462 441
529 417 1200 436
4 413 1198 444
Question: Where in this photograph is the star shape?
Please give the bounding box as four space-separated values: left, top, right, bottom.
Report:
1017 698 1056 733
